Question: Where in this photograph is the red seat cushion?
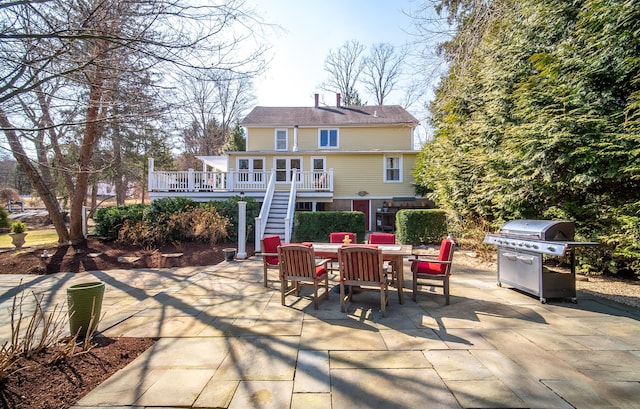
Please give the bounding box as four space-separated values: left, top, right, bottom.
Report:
414 261 446 275
315 265 327 277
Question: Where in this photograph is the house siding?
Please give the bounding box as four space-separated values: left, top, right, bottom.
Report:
226 152 418 199
336 127 413 150
246 125 413 152
328 153 417 198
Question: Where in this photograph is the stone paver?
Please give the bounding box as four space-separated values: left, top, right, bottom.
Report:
2 255 640 409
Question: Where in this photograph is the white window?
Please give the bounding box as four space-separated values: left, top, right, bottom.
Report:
275 129 288 151
274 157 302 182
312 157 328 190
384 155 402 182
237 157 265 183
318 129 339 148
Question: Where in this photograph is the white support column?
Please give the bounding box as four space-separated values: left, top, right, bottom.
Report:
293 125 299 152
237 199 247 259
148 157 154 190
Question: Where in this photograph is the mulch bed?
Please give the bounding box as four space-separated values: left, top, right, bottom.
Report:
0 237 255 275
0 337 155 409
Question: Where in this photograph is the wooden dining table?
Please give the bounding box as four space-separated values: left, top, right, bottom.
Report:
308 242 413 304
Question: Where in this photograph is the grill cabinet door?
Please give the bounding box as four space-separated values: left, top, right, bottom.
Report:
497 248 542 297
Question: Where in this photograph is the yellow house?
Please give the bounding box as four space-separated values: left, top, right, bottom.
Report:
148 94 422 245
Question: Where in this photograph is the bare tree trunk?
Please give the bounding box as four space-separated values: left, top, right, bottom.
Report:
0 107 70 243
90 180 98 212
69 63 110 243
113 124 125 205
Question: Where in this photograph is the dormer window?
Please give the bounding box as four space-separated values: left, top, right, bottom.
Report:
275 129 288 151
318 129 338 148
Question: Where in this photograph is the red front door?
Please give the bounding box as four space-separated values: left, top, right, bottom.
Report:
352 200 370 232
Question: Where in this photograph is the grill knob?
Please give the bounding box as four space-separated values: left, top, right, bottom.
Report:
532 244 539 250
547 246 556 252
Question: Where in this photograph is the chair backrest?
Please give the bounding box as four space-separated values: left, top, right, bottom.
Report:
330 232 357 244
338 245 384 283
436 238 455 273
278 244 317 278
368 233 396 244
262 235 282 265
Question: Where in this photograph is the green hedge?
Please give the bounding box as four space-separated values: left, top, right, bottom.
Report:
395 209 448 245
0 207 9 229
293 211 366 243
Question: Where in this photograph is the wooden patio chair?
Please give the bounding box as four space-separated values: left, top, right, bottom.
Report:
368 233 398 285
260 235 282 287
338 244 389 317
278 244 330 309
328 232 357 272
409 237 456 304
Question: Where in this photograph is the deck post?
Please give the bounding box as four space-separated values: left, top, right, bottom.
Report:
237 197 247 259
148 158 154 190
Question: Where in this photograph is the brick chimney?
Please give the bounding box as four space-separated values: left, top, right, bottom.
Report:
314 93 319 108
336 93 341 107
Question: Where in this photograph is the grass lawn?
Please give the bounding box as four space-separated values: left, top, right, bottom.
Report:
0 228 60 249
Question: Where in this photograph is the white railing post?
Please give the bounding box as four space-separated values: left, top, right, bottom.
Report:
284 170 298 244
148 157 155 190
229 168 235 192
329 169 334 191
188 168 194 191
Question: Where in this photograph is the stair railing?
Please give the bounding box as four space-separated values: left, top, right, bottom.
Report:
255 169 276 252
284 169 298 244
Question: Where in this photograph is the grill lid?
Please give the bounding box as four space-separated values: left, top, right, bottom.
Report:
499 219 575 241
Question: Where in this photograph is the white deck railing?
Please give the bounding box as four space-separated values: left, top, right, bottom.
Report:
149 168 333 193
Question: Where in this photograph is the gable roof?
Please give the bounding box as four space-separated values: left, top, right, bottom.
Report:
241 105 419 127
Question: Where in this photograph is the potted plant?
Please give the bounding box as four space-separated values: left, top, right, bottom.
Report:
9 220 27 250
222 248 236 262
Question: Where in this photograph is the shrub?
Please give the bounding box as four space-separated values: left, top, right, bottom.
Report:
191 203 230 243
395 209 448 245
116 202 229 246
117 219 153 246
210 196 259 242
0 207 9 229
10 220 26 234
146 197 196 222
93 204 147 240
293 211 366 243
95 196 256 246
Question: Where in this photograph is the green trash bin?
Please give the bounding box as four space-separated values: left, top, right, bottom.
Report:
67 281 105 337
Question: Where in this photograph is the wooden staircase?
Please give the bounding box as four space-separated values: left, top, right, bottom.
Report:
263 191 288 240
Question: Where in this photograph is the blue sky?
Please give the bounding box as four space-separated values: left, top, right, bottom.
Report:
252 0 426 107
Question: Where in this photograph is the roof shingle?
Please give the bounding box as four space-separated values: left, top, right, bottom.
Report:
241 105 419 127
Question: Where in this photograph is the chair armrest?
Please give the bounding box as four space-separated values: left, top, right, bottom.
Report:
316 258 332 267
257 252 279 258
408 253 438 262
408 258 451 265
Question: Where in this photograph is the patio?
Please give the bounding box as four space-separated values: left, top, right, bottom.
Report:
0 254 639 408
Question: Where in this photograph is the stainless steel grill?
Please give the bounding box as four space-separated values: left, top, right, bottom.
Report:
484 220 598 303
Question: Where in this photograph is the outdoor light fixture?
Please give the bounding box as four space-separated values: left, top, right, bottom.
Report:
239 191 245 200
